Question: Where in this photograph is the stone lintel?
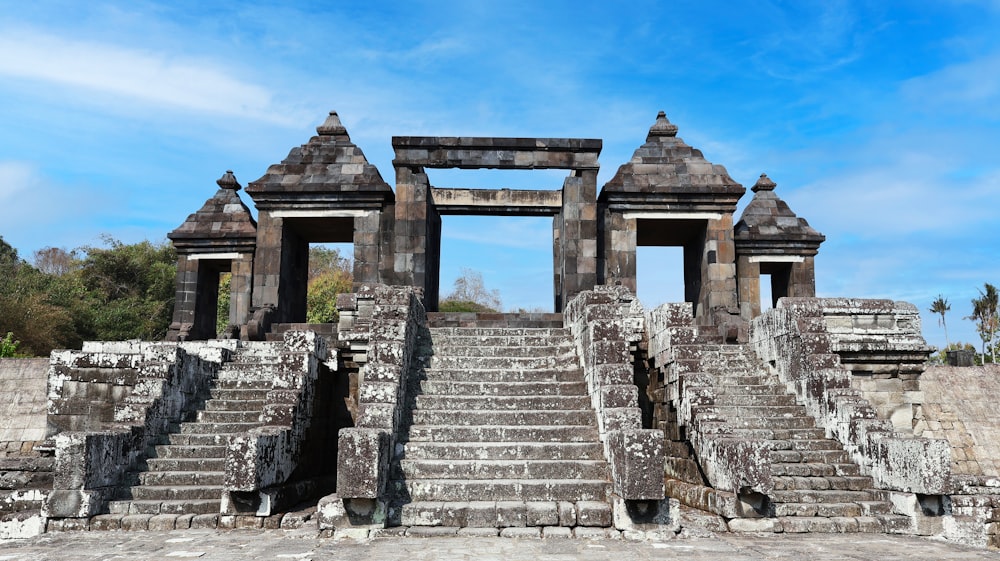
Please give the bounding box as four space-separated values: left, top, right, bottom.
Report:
392 136 601 170
622 211 723 221
599 191 742 214
747 255 806 263
431 188 561 216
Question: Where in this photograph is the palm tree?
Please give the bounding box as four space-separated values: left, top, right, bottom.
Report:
929 295 951 348
967 284 999 364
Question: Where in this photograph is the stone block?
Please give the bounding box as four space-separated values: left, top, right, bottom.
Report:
336 429 389 500
496 501 526 527
525 502 558 526
577 501 612 527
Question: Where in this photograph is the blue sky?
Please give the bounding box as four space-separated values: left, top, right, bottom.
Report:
1 1 998 350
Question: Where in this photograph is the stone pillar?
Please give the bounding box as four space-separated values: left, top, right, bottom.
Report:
166 255 198 340
736 254 761 321
353 210 381 286
559 170 598 309
252 211 283 313
600 210 636 292
789 257 817 298
393 166 432 301
698 215 738 325
252 211 307 324
229 254 254 328
552 215 562 311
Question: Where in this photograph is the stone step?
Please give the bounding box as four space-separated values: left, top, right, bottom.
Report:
755 438 842 452
397 500 611 528
146 457 225 471
405 425 600 443
397 459 609 480
129 485 222 501
161 433 237 446
138 471 224 487
771 462 862 477
108 499 220 516
414 395 591 411
425 355 579 370
714 405 808 418
419 380 588 397
401 442 605 461
400 479 611 502
716 384 790 396
209 387 271 400
178 421 260 434
715 375 770 385
772 475 874 491
726 416 816 430
204 399 266 411
770 449 852 464
769 489 874 504
429 335 574 347
773 502 863 518
422 368 583 383
411 409 595 426
211 379 274 391
429 327 568 338
216 365 279 381
732 428 827 441
713 394 798 406
196 410 262 423
427 344 574 358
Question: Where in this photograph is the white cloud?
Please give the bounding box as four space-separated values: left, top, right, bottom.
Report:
0 28 303 126
0 161 39 202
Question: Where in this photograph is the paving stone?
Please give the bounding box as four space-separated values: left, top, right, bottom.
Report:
500 527 542 538
542 526 572 538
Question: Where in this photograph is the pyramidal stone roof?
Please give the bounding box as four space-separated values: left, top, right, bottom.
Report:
601 112 745 207
245 111 391 205
168 170 257 252
735 173 825 252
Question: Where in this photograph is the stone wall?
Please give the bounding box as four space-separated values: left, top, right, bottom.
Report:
916 365 1000 478
0 359 50 456
44 341 229 519
749 299 949 495
563 286 665 506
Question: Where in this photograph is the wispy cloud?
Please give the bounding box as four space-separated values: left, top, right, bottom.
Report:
0 28 303 126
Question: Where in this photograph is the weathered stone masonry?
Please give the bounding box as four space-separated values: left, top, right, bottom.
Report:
12 109 998 545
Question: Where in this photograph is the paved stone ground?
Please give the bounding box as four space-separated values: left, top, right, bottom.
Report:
2 529 1000 560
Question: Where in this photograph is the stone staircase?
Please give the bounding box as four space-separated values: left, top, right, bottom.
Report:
108 345 277 516
391 326 615 530
700 344 898 523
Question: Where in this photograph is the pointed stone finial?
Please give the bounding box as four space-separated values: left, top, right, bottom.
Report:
752 173 776 193
648 111 678 138
317 111 347 135
217 170 241 191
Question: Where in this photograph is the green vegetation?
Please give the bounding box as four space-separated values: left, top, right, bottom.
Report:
0 235 176 356
306 246 353 323
0 332 21 358
967 283 999 364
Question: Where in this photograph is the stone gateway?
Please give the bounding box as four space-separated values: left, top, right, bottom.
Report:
2 112 997 548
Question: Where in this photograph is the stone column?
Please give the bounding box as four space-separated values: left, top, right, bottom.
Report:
789 257 817 298
698 215 738 325
552 214 562 311
252 211 283 313
736 254 761 321
600 210 636 292
393 166 432 300
251 211 307 324
166 255 198 340
353 210 381 286
559 170 598 309
229 253 254 328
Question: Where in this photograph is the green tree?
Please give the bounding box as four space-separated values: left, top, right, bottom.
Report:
0 332 20 358
439 268 502 312
967 283 999 364
78 237 177 341
929 295 951 347
301 246 353 323
216 273 232 335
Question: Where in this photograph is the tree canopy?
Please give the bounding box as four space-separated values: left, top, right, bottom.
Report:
0 235 176 356
439 268 502 313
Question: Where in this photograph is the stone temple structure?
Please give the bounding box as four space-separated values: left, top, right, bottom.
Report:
2 111 998 547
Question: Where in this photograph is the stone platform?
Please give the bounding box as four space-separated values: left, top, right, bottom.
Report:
3 527 999 560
